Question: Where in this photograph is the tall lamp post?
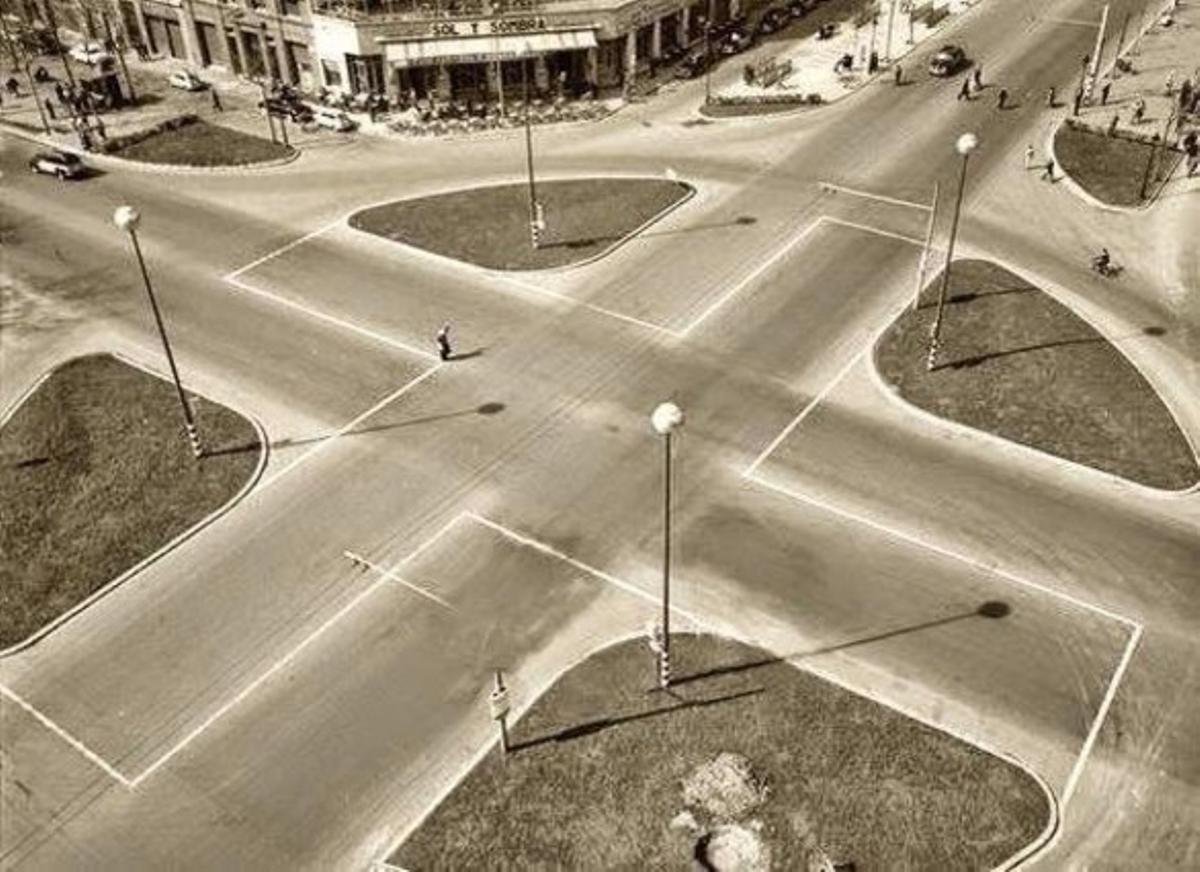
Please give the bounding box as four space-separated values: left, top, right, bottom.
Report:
927 132 977 371
522 55 543 248
113 206 204 459
703 0 715 106
650 401 684 689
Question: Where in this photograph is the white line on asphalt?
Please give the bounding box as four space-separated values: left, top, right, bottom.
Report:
225 218 345 280
466 512 706 628
1034 15 1101 26
745 471 1139 629
343 551 457 612
1061 621 1144 810
260 363 444 490
0 684 133 787
743 340 867 477
820 215 927 247
818 182 934 211
679 215 829 336
223 274 440 361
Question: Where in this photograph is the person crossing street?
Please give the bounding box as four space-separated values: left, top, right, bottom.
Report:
436 323 453 361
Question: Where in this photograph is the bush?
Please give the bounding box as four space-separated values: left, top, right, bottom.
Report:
100 113 200 154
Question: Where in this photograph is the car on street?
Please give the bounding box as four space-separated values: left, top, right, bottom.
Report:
675 50 711 79
757 7 791 34
260 97 314 122
28 149 87 180
69 41 111 65
715 25 753 55
928 44 967 76
313 105 356 131
168 70 207 91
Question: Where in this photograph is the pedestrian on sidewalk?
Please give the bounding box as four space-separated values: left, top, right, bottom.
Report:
95 117 105 140
958 77 971 100
1165 69 1176 95
1046 86 1056 107
211 88 223 111
436 323 453 361
1132 96 1145 123
1108 112 1120 135
895 63 903 86
1179 79 1193 111
1041 158 1056 181
1072 88 1082 116
1100 80 1111 105
44 97 55 120
1024 143 1035 168
997 87 1008 109
973 66 983 89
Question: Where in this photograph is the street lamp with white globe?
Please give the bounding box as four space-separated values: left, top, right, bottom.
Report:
113 206 203 458
927 132 978 371
650 401 684 689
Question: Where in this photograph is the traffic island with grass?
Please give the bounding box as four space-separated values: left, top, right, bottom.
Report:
349 178 693 270
392 633 1051 870
0 354 263 649
104 116 295 167
1054 119 1181 207
875 260 1198 490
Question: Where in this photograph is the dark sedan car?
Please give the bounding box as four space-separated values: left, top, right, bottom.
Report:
757 7 791 34
675 51 711 78
929 44 967 76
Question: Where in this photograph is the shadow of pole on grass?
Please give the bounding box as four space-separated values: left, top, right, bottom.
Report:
670 601 1011 689
204 401 506 457
509 687 765 754
941 336 1101 370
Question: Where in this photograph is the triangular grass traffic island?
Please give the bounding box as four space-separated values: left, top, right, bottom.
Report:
349 178 693 271
874 260 1198 490
0 354 263 649
391 634 1050 870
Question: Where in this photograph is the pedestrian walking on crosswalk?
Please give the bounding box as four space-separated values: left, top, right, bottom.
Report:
436 323 453 361
1024 144 1035 168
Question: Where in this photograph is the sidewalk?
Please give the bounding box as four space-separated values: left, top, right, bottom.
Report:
715 0 979 106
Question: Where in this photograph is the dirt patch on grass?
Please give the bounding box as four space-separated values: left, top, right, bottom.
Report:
1054 120 1180 207
113 118 294 167
349 178 693 270
875 260 1198 489
391 633 1050 870
0 354 262 648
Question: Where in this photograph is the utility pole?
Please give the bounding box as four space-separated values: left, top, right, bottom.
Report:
255 78 277 143
1083 3 1109 100
42 1 78 91
23 59 51 133
927 133 978 371
522 56 542 249
912 180 940 310
489 670 511 756
703 0 714 105
884 0 898 60
99 8 135 103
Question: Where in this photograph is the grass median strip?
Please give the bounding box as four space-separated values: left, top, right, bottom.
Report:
349 178 693 270
1054 121 1178 207
111 118 294 167
392 633 1049 870
875 260 1198 490
0 354 262 648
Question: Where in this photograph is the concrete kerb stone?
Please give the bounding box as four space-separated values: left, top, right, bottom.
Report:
0 350 269 659
341 172 699 277
0 120 302 175
376 582 1060 872
863 244 1200 498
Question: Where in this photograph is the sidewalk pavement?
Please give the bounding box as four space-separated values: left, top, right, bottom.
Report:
1076 0 1199 163
718 0 978 104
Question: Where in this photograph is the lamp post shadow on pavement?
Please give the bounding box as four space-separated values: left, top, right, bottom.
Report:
650 401 684 690
113 205 204 459
926 132 978 371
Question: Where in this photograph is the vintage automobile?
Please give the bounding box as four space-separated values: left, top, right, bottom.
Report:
29 149 87 180
929 44 967 76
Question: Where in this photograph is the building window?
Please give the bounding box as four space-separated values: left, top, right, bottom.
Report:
322 59 343 87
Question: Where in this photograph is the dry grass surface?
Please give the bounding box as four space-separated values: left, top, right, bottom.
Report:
349 178 692 270
114 119 293 166
876 260 1197 490
0 354 262 647
1054 121 1176 207
393 633 1049 870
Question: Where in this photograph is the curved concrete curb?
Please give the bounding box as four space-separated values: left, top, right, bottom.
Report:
0 120 301 175
345 173 697 276
1045 120 1186 214
0 352 269 659
992 761 1061 870
864 273 1200 499
382 626 1059 870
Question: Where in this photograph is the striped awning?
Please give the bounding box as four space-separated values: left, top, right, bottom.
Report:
383 29 596 67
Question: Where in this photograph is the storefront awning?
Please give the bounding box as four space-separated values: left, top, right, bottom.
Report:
383 29 596 67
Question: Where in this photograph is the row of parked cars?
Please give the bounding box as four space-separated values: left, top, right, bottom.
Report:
675 0 821 79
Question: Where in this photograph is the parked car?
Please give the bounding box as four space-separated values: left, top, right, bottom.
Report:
716 26 753 54
757 7 791 34
28 149 86 180
259 96 313 122
168 69 207 91
675 50 711 79
313 105 356 131
928 44 967 76
787 0 816 17
69 41 111 65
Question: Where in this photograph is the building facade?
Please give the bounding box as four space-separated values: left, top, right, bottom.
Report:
45 0 742 100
